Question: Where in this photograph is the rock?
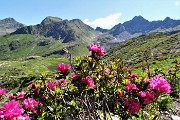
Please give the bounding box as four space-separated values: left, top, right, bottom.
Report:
25 56 41 60
171 115 180 120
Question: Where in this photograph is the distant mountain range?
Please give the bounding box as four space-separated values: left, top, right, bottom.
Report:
1 15 180 44
96 16 180 42
0 18 25 35
0 16 180 60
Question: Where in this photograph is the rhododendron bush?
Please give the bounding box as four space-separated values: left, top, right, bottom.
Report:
0 43 178 120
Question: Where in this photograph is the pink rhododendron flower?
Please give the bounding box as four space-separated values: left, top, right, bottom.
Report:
47 81 56 91
88 43 98 52
0 87 6 95
86 77 94 89
23 98 39 114
148 75 171 94
104 69 111 75
126 73 139 79
124 99 141 114
29 83 36 89
137 91 146 97
57 79 67 86
143 92 154 104
57 63 71 75
137 91 154 104
125 81 139 91
17 114 30 120
8 93 17 100
128 69 132 73
96 46 105 56
17 91 27 100
33 88 39 95
81 77 86 83
123 66 128 71
143 78 150 83
71 73 78 80
125 75 131 79
88 43 104 56
81 77 94 89
131 73 139 79
0 100 23 120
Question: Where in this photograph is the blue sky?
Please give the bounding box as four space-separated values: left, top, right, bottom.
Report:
0 0 180 29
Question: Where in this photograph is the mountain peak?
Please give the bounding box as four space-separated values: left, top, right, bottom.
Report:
0 17 25 35
41 16 62 25
163 17 173 21
13 17 96 43
132 15 148 22
95 27 109 33
1 17 17 23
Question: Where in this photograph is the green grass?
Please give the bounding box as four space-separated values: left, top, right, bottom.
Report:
133 55 180 74
105 32 180 67
0 57 68 75
0 34 91 60
0 57 69 91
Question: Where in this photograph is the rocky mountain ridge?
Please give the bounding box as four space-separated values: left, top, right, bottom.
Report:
0 18 25 35
96 16 180 42
13 16 97 43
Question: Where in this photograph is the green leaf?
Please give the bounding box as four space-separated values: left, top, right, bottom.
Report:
55 87 61 94
71 100 76 107
41 72 47 78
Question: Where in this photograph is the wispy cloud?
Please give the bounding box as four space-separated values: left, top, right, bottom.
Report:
175 0 180 7
83 12 122 29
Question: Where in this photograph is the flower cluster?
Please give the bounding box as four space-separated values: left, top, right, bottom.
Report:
47 80 57 91
125 73 139 79
0 100 23 120
148 75 171 94
57 63 71 75
8 91 27 101
0 87 6 95
81 76 94 89
88 43 105 56
124 99 141 114
57 79 67 86
23 98 39 114
137 91 154 104
125 81 139 91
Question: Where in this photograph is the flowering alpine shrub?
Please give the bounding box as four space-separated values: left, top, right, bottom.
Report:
0 43 175 120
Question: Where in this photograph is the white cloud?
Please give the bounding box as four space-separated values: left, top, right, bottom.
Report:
175 1 180 7
83 12 122 29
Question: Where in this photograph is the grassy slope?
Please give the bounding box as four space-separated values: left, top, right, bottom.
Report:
103 32 180 77
0 34 90 90
0 34 90 60
105 32 180 67
0 57 69 90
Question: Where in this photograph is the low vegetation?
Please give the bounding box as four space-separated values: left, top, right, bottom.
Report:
0 43 179 120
